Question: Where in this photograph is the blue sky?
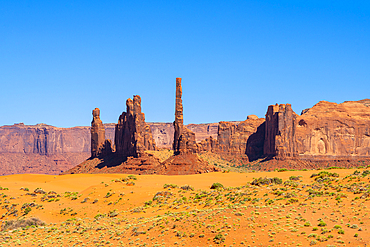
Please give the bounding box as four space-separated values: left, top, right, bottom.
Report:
1 1 369 127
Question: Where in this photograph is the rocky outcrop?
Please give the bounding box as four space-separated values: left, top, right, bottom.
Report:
159 153 220 175
295 100 370 158
198 117 265 161
115 95 156 158
264 100 370 160
173 78 198 155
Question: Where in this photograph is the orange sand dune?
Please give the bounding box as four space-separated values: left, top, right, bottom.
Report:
0 169 369 246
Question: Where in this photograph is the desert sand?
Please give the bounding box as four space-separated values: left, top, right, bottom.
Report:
0 168 369 246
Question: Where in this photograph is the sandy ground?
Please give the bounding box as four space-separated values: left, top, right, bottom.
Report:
0 168 369 246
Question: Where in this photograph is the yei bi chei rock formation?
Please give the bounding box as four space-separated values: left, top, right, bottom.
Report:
64 79 220 175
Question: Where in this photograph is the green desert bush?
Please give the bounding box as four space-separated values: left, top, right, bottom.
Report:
251 177 282 186
210 183 224 190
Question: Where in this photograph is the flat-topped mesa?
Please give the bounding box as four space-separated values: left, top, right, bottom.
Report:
264 103 297 159
91 108 106 158
115 95 156 158
173 78 197 155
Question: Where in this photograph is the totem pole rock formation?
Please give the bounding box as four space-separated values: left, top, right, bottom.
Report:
115 95 156 158
160 78 221 174
91 108 106 158
173 78 198 155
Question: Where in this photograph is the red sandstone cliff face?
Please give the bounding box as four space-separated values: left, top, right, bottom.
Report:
264 104 297 159
198 117 265 161
0 123 91 154
295 100 370 158
264 99 370 160
186 123 218 142
148 122 218 149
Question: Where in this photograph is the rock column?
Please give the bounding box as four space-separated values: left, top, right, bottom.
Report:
91 108 106 158
115 95 156 158
172 78 197 154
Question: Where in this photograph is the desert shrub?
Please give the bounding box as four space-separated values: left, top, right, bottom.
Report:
350 224 358 229
1 217 44 231
163 184 178 189
277 168 288 172
104 192 114 198
289 176 301 181
180 185 194 191
213 233 225 244
318 221 327 227
251 177 282 186
362 170 370 176
210 183 224 190
338 229 345 234
34 188 46 194
311 171 339 181
153 191 173 202
94 213 105 220
128 175 137 180
81 198 89 203
286 198 298 205
108 210 119 217
309 240 317 245
132 207 144 213
144 200 152 206
23 207 32 215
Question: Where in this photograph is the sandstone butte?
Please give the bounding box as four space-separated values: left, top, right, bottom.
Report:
1 79 370 175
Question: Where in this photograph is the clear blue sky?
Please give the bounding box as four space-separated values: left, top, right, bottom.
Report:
1 1 369 127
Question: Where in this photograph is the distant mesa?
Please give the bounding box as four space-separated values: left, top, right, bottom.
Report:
1 78 370 175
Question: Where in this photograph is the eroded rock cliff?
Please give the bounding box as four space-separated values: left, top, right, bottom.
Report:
264 99 370 160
